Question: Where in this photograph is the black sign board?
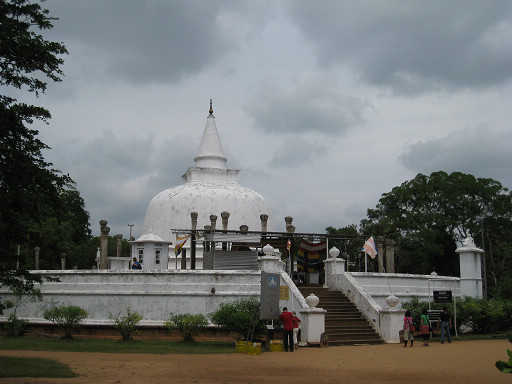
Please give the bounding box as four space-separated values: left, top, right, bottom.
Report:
260 271 281 320
433 290 452 303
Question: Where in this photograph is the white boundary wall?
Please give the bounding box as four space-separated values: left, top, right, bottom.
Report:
0 270 261 325
0 266 462 344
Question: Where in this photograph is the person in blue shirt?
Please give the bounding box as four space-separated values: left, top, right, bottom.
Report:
131 257 142 270
438 306 452 344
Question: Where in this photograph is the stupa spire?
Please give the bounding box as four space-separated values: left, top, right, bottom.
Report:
194 99 227 169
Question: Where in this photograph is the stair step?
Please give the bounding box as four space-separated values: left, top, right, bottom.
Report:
298 286 385 345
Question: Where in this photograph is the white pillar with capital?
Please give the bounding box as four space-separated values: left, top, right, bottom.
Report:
456 234 484 298
258 244 285 273
324 246 345 289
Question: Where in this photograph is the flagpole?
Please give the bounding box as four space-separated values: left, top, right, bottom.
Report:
365 251 367 273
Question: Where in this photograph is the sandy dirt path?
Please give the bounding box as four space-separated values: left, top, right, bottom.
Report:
1 339 510 384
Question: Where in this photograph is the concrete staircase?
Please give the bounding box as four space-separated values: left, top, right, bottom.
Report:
298 286 384 346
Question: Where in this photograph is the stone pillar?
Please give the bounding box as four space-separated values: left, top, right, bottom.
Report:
188 212 198 270
60 252 66 270
209 215 217 254
376 236 385 273
385 239 395 273
285 216 293 232
203 225 212 254
115 234 123 258
191 212 198 231
221 211 230 250
209 215 217 231
221 211 230 231
99 220 110 270
456 234 484 298
260 214 268 233
34 247 40 270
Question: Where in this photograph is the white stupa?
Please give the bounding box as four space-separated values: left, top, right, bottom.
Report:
141 100 274 242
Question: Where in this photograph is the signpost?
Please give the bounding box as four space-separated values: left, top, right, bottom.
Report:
260 271 280 320
433 290 453 303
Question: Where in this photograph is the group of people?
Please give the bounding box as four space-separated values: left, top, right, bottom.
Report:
402 306 452 347
279 307 301 352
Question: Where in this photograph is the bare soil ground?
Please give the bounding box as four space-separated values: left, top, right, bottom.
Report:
1 339 509 384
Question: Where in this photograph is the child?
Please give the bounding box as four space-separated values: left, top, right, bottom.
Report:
402 310 414 347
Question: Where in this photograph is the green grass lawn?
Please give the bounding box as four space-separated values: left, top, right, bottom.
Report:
0 336 235 354
0 356 78 378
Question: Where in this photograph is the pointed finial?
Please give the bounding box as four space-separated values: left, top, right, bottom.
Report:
209 99 213 116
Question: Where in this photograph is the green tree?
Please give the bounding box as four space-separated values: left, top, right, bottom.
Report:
361 171 512 293
325 225 365 271
0 0 90 313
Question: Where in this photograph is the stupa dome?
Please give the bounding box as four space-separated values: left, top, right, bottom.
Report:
141 101 274 241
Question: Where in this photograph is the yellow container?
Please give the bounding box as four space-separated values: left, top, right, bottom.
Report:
235 340 247 353
247 342 262 355
269 340 284 352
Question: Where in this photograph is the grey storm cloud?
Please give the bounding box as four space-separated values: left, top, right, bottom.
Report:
44 130 198 236
246 79 371 135
399 128 512 188
22 1 512 236
287 1 512 94
45 0 273 85
270 137 327 168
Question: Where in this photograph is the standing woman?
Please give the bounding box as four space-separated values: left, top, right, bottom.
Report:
402 310 414 347
420 308 430 347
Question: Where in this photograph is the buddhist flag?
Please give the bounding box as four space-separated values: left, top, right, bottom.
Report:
362 236 378 259
174 234 191 256
297 240 327 272
287 240 291 251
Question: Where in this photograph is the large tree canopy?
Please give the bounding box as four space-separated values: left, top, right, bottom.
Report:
360 171 512 297
0 0 90 314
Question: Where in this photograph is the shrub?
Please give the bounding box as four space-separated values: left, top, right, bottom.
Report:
209 297 266 340
457 297 512 333
5 313 27 337
43 305 88 340
402 296 512 334
110 308 143 341
165 313 209 342
2 286 42 337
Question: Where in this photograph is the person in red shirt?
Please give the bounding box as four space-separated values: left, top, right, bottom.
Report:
279 307 294 352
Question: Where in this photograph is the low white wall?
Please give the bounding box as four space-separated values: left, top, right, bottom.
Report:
0 270 260 325
348 272 460 307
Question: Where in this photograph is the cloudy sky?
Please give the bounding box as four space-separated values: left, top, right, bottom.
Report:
18 0 512 238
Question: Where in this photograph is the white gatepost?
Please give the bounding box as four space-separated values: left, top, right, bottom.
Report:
456 234 483 298
299 306 327 346
324 247 345 289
